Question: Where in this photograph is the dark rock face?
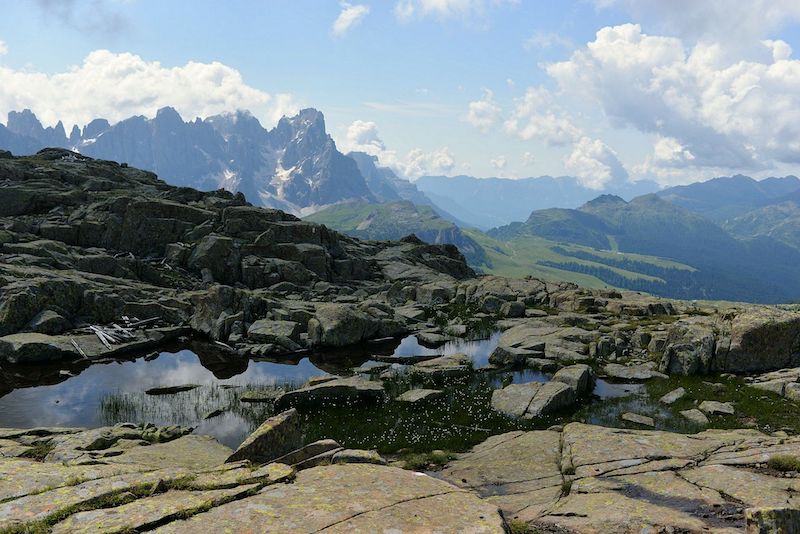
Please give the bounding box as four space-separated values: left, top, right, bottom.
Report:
0 149 474 361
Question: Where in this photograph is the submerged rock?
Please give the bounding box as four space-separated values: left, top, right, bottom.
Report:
410 353 471 379
621 412 655 427
145 384 200 395
395 388 445 403
274 377 386 409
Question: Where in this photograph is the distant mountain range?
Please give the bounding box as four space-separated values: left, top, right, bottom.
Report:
6 107 800 303
487 193 800 303
415 174 660 229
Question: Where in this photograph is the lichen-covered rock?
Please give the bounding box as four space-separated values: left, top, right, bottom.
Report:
659 321 717 375
153 464 506 533
746 507 800 533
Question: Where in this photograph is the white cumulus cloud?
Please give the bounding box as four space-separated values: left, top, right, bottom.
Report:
504 87 581 146
564 136 629 190
343 120 386 155
546 23 800 177
404 146 456 177
341 119 456 179
332 2 370 36
0 50 298 129
0 41 7 56
490 155 507 170
466 89 501 131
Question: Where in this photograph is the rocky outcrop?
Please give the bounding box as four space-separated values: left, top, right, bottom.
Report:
0 149 473 360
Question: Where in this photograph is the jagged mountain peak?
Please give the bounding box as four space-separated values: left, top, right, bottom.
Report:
7 109 45 137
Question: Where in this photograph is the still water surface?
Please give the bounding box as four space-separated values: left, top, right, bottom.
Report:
0 333 643 449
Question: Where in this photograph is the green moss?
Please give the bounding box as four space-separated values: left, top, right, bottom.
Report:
768 455 800 472
20 442 55 461
644 375 800 434
399 450 457 470
506 518 543 534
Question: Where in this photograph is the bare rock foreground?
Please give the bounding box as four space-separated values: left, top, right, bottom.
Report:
1 421 799 533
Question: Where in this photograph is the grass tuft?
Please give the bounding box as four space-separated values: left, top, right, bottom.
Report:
768 454 800 472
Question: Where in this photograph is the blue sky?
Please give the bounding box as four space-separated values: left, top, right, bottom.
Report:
2 1 800 186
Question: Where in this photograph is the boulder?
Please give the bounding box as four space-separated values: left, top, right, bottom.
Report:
680 408 710 425
491 381 575 419
331 449 386 465
26 310 71 335
0 333 76 364
246 319 302 344
500 300 526 318
552 364 595 395
226 409 303 465
307 303 405 347
698 400 735 415
659 322 716 375
274 377 386 409
659 387 686 405
718 307 800 373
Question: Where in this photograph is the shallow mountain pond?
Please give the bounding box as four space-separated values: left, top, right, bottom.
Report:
2 332 791 452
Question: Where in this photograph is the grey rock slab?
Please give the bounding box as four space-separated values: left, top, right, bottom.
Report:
246 319 302 343
491 381 575 420
680 409 710 426
552 363 595 395
603 362 668 380
226 409 302 465
699 400 735 415
621 412 655 427
153 464 505 533
275 377 386 409
395 388 445 403
410 353 471 379
659 387 686 405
